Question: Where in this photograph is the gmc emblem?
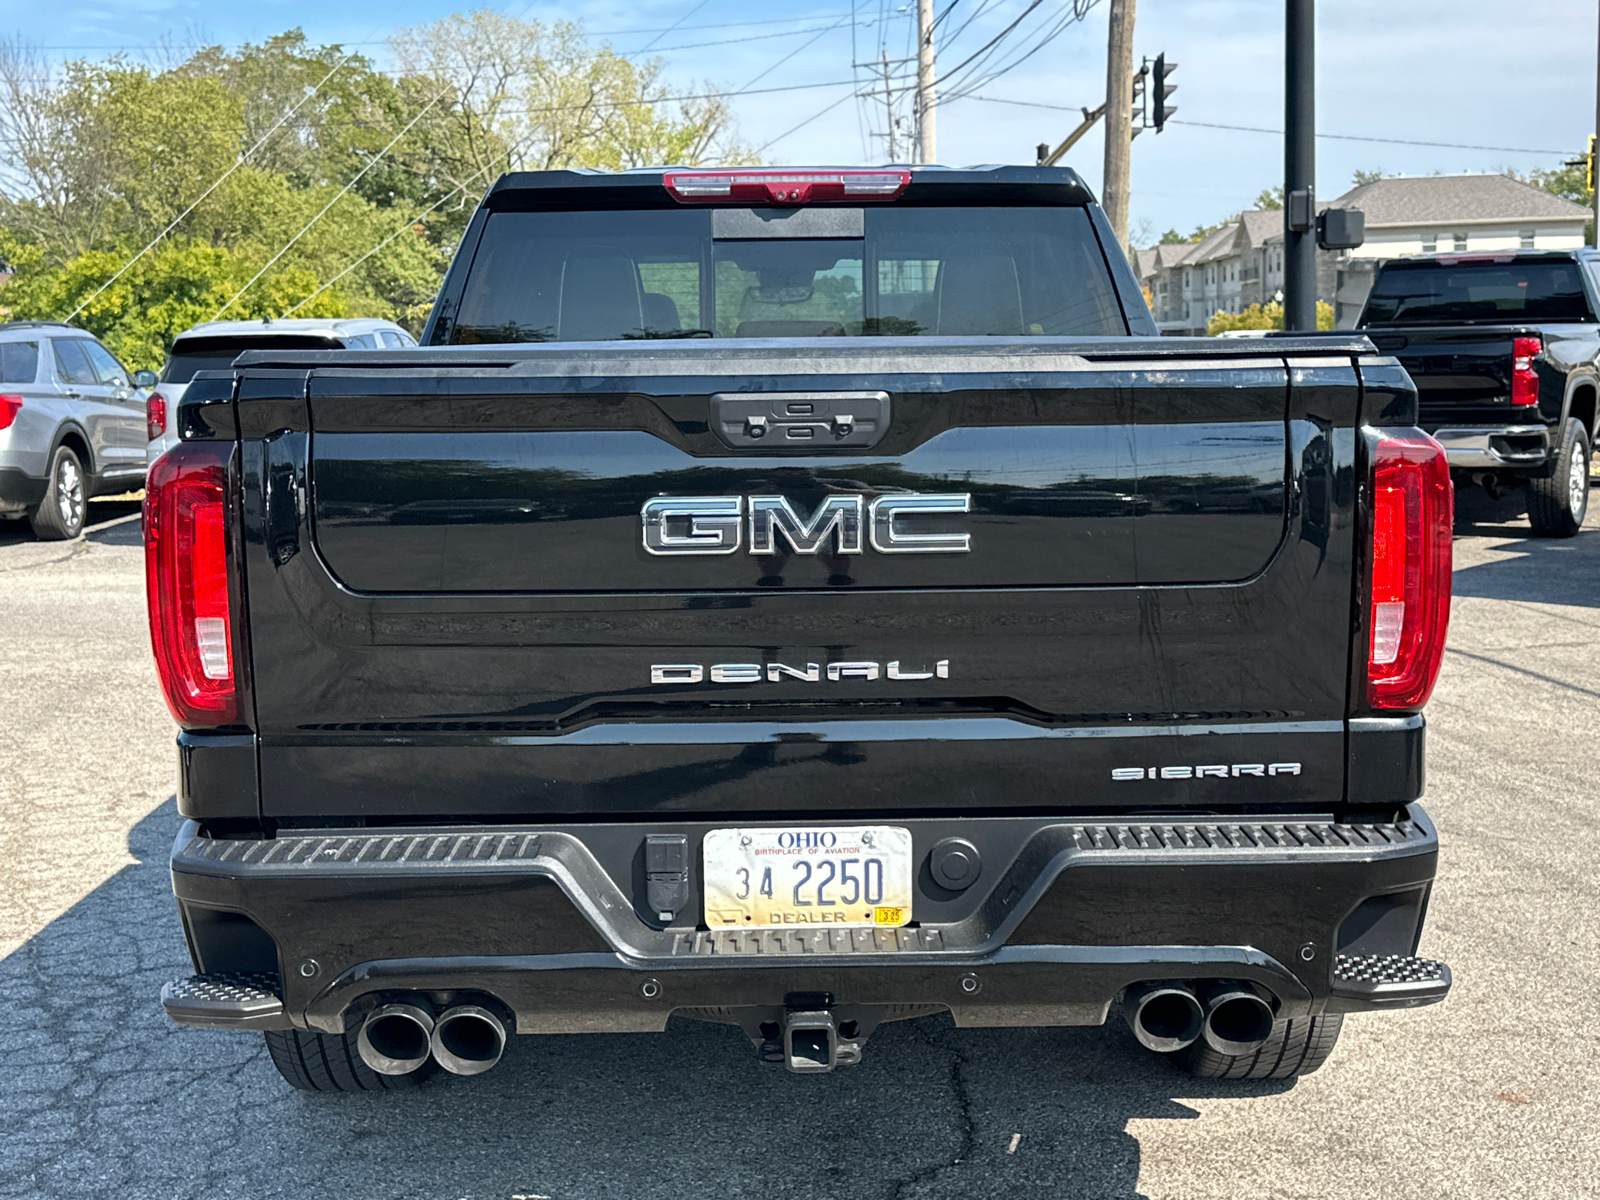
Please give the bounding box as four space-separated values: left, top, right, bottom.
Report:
640 493 972 556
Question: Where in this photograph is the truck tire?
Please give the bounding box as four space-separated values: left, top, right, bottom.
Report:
1527 417 1591 537
262 1028 437 1092
27 445 86 541
1177 1012 1344 1080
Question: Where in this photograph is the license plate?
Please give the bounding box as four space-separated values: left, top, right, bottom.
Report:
702 826 914 929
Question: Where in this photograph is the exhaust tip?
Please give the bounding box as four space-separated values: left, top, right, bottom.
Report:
1198 984 1276 1057
1123 982 1204 1053
430 1005 507 1076
357 1003 435 1075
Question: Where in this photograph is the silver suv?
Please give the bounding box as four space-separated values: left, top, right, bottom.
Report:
0 321 151 540
146 317 416 463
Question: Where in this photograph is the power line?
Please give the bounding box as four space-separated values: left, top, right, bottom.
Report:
961 95 1575 156
22 11 864 53
631 20 875 56
731 4 863 95
757 87 860 153
212 83 452 319
283 188 463 317
937 0 1098 105
64 50 361 322
0 77 870 151
1168 119 1572 157
634 0 713 54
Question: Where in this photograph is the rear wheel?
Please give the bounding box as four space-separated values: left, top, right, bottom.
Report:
1177 1012 1344 1080
27 445 86 540
1527 417 1591 537
262 1028 437 1092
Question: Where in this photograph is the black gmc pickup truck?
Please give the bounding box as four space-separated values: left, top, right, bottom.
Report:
1355 248 1600 535
150 166 1453 1091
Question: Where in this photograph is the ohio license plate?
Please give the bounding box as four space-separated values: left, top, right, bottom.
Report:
702 826 913 929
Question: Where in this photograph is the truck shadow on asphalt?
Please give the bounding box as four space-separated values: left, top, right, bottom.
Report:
1451 529 1600 608
0 502 142 549
0 800 1298 1200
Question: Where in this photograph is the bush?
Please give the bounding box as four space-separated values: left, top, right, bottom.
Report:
1207 299 1333 336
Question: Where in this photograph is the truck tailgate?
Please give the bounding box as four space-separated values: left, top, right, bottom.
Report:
1365 325 1519 423
235 340 1362 820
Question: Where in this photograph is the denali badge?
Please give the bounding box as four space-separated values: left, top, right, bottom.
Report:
641 493 971 556
1112 763 1302 780
651 660 950 684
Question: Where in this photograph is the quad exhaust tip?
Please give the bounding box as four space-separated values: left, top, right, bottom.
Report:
1123 982 1205 1053
357 1003 436 1076
430 1005 508 1076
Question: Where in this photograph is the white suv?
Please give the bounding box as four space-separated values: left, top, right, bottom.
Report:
146 318 417 464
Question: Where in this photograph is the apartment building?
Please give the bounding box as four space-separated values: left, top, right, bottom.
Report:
1138 173 1590 334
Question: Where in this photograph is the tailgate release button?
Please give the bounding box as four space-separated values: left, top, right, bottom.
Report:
645 835 690 924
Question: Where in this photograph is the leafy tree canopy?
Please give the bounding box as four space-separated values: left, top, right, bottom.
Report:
0 14 752 367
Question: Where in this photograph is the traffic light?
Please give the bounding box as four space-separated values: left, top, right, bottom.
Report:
1153 54 1178 132
1131 64 1147 139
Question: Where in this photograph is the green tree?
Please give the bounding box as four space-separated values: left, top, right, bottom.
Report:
1254 184 1284 210
0 12 757 357
1158 228 1187 244
1352 168 1384 186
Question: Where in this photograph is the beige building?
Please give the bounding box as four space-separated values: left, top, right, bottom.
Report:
1138 173 1591 334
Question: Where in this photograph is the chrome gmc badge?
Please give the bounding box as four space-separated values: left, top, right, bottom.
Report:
641 493 972 556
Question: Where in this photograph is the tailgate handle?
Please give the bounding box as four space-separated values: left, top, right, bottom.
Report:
711 391 889 451
263 429 307 567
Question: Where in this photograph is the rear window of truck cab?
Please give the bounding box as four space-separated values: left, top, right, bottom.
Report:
1362 257 1595 325
445 206 1128 343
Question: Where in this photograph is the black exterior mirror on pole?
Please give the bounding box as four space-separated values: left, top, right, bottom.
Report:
1317 209 1365 251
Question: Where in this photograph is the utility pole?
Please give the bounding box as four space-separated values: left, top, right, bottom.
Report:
880 49 898 162
1284 0 1317 331
1593 1 1599 247
1102 0 1137 251
916 0 937 163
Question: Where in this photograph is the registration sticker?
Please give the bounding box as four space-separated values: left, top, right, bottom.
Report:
702 826 914 929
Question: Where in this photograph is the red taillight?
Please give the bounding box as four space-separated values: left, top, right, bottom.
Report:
0 393 21 430
663 168 911 205
1367 429 1453 710
145 442 237 725
1510 335 1541 407
146 392 168 441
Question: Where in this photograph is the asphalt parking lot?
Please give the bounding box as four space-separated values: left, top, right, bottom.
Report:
1 491 1597 1200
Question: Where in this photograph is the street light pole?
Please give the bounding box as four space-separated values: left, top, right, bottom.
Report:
1593 0 1599 247
1284 0 1317 331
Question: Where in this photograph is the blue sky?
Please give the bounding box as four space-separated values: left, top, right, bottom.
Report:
8 0 1595 240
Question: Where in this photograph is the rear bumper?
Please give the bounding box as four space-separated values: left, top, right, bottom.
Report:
1429 424 1549 470
166 805 1448 1035
0 466 46 513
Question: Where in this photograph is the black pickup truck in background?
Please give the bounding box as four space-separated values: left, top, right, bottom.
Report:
1355 248 1600 535
149 166 1454 1094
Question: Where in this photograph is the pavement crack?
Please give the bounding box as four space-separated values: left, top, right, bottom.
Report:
1 541 92 572
888 1024 978 1200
